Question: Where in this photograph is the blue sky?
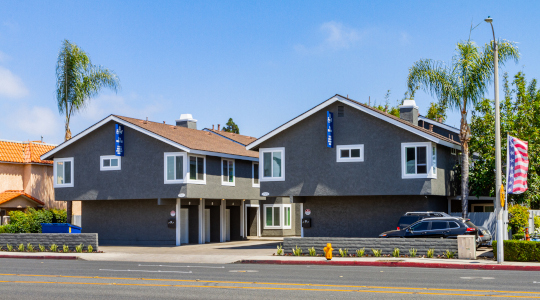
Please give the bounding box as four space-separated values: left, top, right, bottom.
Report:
0 0 538 144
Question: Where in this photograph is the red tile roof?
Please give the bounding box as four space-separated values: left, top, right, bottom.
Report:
206 129 257 146
0 140 56 164
0 190 45 206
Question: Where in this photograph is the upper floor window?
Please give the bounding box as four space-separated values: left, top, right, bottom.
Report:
252 162 260 187
188 155 206 184
263 204 291 229
260 147 285 182
100 155 121 171
401 142 437 179
164 152 187 184
221 158 235 186
336 144 364 162
54 157 74 188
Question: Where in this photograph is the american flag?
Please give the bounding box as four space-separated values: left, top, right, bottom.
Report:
507 135 529 194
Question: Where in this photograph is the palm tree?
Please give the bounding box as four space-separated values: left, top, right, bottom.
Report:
56 39 120 222
407 39 518 218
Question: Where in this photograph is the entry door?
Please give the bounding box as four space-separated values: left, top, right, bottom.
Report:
226 209 231 241
181 208 189 244
205 209 211 243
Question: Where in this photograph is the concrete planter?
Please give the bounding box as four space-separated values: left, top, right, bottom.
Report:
0 233 98 251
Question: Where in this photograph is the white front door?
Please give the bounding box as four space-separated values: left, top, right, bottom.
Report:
205 209 211 243
226 209 231 241
181 208 189 244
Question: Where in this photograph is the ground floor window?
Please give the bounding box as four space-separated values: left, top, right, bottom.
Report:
263 204 291 229
471 204 495 212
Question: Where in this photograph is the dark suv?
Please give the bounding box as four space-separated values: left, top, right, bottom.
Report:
380 217 478 240
396 212 453 230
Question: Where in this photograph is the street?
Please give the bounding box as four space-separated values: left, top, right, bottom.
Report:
0 259 539 299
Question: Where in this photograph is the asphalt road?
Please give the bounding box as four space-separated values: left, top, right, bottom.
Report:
0 258 539 299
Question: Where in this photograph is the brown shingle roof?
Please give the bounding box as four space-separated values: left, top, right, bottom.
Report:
114 115 259 158
205 129 257 146
0 140 56 164
0 190 45 206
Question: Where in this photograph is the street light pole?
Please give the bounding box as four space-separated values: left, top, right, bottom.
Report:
485 16 504 264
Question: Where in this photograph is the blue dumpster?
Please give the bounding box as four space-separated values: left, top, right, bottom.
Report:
41 223 81 233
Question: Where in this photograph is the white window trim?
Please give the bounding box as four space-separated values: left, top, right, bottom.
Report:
100 155 121 171
471 204 495 212
401 142 437 179
53 157 74 188
187 154 206 185
336 144 364 162
164 152 187 184
252 162 260 188
259 147 285 182
263 204 292 229
221 158 235 186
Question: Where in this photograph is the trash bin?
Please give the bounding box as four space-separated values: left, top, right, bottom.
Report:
41 223 81 233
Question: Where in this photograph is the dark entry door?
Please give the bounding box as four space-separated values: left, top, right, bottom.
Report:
247 207 258 237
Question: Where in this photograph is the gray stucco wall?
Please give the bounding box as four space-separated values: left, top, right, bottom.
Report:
0 233 98 250
52 121 262 201
257 102 456 197
301 195 447 238
82 199 176 245
245 197 301 237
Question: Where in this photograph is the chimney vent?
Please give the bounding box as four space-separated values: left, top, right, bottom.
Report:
175 114 197 129
399 100 419 126
212 124 215 130
429 124 433 131
218 124 221 131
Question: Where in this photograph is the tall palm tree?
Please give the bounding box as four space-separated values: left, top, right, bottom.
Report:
407 39 518 218
56 39 120 222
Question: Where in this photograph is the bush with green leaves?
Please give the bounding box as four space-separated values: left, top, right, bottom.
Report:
7 244 13 251
87 245 94 253
2 208 67 234
50 244 58 252
276 244 283 256
409 248 417 257
493 240 540 262
75 244 83 253
444 250 455 259
27 243 34 252
356 248 365 257
392 248 400 257
512 233 525 240
18 244 25 252
372 249 382 257
427 249 435 258
63 245 69 253
508 204 529 235
534 215 540 233
292 245 302 256
338 248 348 257
39 244 46 252
308 247 316 256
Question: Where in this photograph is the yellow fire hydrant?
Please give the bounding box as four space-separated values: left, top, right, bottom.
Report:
323 243 333 260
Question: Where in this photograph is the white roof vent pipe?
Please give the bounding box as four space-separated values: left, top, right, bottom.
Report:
175 114 198 129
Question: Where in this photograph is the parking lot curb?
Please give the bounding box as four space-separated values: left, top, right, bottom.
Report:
0 254 78 260
239 259 540 271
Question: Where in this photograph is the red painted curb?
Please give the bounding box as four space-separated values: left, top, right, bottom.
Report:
0 255 78 260
239 260 540 271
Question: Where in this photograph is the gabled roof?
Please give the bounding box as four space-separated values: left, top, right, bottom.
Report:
203 129 257 146
0 140 56 165
0 190 45 206
246 94 461 150
41 115 259 161
418 115 460 134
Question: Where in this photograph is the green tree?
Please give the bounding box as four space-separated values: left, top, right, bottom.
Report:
56 39 120 222
425 102 447 123
222 118 240 134
407 39 519 217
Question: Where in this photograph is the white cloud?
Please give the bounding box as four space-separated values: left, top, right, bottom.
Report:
295 21 366 54
3 106 63 143
0 65 29 98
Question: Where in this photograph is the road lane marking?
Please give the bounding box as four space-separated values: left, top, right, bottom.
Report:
99 269 192 274
0 273 537 295
0 279 538 298
229 270 258 273
460 277 495 280
137 264 225 269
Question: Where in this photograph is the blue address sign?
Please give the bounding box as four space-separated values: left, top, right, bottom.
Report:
327 111 333 148
115 124 124 156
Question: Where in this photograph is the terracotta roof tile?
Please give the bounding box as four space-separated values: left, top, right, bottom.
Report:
0 140 56 164
0 190 45 206
114 116 259 158
205 129 257 146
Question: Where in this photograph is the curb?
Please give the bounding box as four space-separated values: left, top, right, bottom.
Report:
239 260 540 271
0 255 78 260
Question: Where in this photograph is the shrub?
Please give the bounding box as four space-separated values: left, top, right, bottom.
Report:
0 224 16 233
512 233 525 240
372 249 382 257
39 244 46 252
4 208 67 233
409 248 417 257
50 244 58 252
356 248 365 257
392 248 400 257
292 245 302 256
75 244 83 253
87 245 93 253
308 247 316 256
427 249 435 258
444 250 455 259
7 244 13 251
339 248 348 257
63 245 69 253
493 240 540 262
27 243 34 252
276 244 283 256
534 215 540 233
508 204 529 234
18 244 25 252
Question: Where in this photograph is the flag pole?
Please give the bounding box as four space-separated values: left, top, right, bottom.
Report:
504 133 510 240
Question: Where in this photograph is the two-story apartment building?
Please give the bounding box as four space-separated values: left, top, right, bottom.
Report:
246 94 463 237
42 114 266 245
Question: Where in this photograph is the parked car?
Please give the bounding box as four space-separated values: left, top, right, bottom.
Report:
396 211 453 230
476 226 492 246
380 217 479 242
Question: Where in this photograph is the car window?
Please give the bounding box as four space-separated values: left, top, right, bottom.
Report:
431 221 448 230
398 216 421 227
465 221 477 228
410 221 429 231
449 222 460 228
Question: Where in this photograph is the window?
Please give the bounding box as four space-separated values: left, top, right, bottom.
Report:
164 152 187 184
449 222 460 229
188 155 206 184
263 204 291 229
54 157 74 188
221 158 235 186
472 204 495 212
252 162 260 187
431 221 448 230
260 147 285 181
336 144 364 162
410 221 429 231
100 155 121 171
401 142 437 179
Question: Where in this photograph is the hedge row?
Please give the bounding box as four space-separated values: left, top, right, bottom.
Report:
493 240 540 262
0 208 67 233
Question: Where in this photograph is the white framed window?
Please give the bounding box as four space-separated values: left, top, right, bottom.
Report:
164 152 187 184
472 204 495 213
53 157 74 188
252 162 260 187
100 155 121 171
263 204 291 229
187 154 206 184
401 142 437 179
260 147 285 182
221 158 235 186
336 144 364 162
